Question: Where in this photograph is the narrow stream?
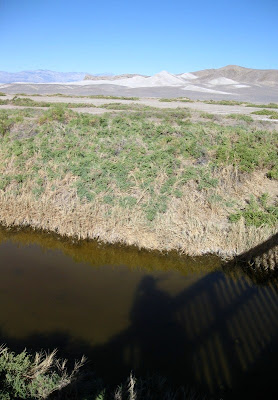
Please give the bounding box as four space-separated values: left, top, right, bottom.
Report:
0 226 278 399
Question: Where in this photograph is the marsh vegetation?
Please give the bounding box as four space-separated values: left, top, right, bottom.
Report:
0 102 277 255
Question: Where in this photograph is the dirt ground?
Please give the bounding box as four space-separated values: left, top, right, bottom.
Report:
1 94 278 124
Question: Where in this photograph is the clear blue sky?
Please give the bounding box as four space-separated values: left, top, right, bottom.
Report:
1 0 277 74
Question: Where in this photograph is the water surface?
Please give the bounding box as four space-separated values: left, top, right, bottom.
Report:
0 226 278 399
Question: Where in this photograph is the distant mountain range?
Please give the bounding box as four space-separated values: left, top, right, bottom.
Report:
1 66 277 85
0 70 112 83
1 66 277 86
84 73 148 81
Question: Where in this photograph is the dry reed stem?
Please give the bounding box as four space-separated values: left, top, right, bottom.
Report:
0 167 276 257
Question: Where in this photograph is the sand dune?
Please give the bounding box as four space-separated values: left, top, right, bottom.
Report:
208 77 239 85
179 72 198 80
182 84 231 94
70 71 186 88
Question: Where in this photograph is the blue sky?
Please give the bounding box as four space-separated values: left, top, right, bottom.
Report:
0 0 277 74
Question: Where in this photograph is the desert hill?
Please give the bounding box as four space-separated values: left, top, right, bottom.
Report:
82 65 278 88
193 65 278 85
84 73 148 81
1 66 277 102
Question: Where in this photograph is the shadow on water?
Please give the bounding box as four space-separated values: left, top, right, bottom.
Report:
2 273 278 399
1 226 278 399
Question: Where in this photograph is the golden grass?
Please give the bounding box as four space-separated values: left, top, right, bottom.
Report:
0 167 276 258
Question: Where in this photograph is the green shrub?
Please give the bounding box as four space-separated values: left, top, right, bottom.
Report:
159 98 175 102
11 96 36 107
0 112 15 136
246 102 278 109
251 109 278 119
204 100 244 106
0 346 85 399
38 105 69 124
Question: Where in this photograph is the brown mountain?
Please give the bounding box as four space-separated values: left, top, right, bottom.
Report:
193 65 278 85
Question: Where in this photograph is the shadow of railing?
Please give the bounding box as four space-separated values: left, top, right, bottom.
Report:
225 233 278 275
1 270 278 399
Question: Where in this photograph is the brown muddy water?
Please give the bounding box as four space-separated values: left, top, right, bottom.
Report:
0 225 278 399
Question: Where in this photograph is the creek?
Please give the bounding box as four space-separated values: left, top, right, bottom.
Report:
0 226 277 399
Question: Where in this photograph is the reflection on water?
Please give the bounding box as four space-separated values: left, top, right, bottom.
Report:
0 226 278 399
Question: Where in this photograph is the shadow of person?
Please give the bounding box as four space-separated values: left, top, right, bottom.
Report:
91 275 189 386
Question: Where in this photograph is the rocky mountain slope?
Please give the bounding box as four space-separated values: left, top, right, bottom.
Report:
194 65 278 85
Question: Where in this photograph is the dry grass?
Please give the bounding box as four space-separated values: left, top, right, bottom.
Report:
112 373 202 400
0 169 276 257
0 107 277 257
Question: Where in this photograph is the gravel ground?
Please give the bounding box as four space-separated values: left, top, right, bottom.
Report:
1 95 278 123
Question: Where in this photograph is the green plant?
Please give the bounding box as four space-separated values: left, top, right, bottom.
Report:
0 346 85 399
0 112 14 136
159 98 176 102
204 100 244 106
38 105 70 124
158 97 192 103
246 102 278 109
251 109 278 119
229 194 278 227
267 165 278 180
200 112 215 119
225 114 253 122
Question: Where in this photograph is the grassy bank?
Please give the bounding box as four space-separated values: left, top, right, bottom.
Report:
0 105 277 256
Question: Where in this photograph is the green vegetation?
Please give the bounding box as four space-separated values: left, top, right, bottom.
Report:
0 345 201 400
159 97 192 103
0 346 85 399
16 93 140 101
0 96 139 110
0 92 6 96
199 112 215 119
0 99 9 105
0 103 277 254
251 109 278 119
229 194 278 228
0 111 23 136
9 96 97 109
87 94 139 100
99 102 146 110
246 102 278 109
46 93 140 100
204 100 244 106
1 106 277 221
267 165 278 180
225 114 253 122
